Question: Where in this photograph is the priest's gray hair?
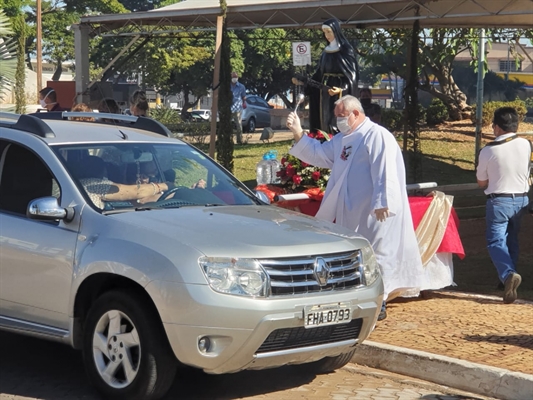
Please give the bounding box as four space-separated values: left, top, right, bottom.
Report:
335 95 365 114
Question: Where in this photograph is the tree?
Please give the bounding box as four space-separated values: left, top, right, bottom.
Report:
236 29 294 103
361 28 531 121
41 3 78 80
0 9 17 103
453 63 526 103
12 13 25 112
216 15 233 172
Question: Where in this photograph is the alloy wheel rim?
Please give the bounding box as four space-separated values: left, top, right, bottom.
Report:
92 309 141 389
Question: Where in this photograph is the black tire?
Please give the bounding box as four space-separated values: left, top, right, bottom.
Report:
82 289 177 400
247 117 256 133
303 348 356 374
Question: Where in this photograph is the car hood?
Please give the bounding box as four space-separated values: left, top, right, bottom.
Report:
109 205 368 258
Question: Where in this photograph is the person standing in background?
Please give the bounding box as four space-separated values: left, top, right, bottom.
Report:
359 88 382 125
230 71 247 145
129 90 149 117
476 107 531 304
39 87 67 112
70 103 95 121
98 98 121 114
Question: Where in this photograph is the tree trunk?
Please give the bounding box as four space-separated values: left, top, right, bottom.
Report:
421 66 472 121
14 15 26 114
52 59 63 81
215 11 234 172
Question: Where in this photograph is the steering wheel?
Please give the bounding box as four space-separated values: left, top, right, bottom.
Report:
157 186 185 201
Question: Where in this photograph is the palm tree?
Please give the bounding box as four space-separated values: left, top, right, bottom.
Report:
0 10 17 103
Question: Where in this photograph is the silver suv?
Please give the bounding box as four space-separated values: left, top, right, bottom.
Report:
0 112 383 400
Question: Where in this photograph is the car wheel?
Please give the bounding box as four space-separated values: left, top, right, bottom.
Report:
82 289 177 400
247 117 256 133
303 348 356 374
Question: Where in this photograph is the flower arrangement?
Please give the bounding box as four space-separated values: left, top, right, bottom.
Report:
277 130 333 192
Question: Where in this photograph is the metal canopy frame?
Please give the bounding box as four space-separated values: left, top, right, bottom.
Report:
73 0 533 157
80 0 533 31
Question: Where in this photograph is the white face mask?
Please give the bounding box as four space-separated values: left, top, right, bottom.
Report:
336 116 352 135
231 78 238 84
39 91 54 108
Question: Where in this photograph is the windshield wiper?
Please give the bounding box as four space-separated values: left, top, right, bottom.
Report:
102 206 156 215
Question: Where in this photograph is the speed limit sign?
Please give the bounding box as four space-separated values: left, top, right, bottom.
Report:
292 42 311 66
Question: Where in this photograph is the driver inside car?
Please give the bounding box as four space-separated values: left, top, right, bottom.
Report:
72 156 210 209
125 160 207 204
70 156 174 209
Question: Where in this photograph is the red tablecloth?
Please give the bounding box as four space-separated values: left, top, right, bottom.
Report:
255 185 465 259
408 196 465 259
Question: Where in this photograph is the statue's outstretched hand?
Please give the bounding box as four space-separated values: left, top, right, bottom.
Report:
292 77 304 86
328 86 342 97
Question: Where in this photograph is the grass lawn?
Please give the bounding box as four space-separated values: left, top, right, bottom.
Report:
192 121 533 301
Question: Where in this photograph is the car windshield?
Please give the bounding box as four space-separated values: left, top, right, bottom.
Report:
53 142 258 212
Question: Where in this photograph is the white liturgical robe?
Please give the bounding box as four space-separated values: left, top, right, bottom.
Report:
290 118 427 299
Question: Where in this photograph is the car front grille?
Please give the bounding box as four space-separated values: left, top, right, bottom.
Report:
258 251 363 297
255 318 363 354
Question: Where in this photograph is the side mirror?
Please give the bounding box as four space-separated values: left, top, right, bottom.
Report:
27 197 75 222
254 190 271 205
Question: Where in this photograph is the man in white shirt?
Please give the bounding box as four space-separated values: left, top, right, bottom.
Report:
286 95 427 320
476 107 531 304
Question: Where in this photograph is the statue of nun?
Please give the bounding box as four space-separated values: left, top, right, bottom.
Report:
293 18 358 134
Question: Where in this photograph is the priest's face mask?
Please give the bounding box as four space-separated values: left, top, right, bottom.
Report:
335 103 358 135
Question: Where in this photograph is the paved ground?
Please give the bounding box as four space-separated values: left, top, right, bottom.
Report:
0 330 495 400
369 290 533 375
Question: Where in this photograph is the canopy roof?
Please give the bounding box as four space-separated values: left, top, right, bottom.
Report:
80 0 533 33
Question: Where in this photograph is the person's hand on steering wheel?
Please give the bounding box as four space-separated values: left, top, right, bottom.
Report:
191 179 206 189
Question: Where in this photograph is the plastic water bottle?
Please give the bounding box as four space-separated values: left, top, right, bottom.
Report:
256 153 272 185
269 150 281 184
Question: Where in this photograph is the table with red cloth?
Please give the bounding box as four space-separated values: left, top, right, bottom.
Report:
255 184 465 260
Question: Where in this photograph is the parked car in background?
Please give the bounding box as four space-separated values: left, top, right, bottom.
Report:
191 109 211 121
182 110 209 123
242 95 272 133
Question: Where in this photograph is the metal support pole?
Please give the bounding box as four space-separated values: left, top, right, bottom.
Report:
74 24 91 105
474 28 485 167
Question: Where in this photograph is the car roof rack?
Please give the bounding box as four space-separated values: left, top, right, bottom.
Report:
29 112 171 137
0 112 56 138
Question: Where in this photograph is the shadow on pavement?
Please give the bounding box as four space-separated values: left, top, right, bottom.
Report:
464 334 533 350
0 330 316 400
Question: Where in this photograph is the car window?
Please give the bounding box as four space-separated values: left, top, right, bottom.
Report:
53 142 257 212
254 97 267 108
0 141 60 216
246 96 257 105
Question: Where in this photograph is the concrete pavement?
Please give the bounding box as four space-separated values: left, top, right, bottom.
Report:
352 290 533 400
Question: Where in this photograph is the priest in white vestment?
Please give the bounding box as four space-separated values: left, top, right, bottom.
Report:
286 95 427 304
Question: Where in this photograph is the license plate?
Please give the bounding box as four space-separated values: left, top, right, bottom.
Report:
304 303 351 328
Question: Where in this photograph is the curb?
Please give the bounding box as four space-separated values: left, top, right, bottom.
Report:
351 340 533 400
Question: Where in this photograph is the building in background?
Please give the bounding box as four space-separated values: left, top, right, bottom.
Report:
455 42 533 91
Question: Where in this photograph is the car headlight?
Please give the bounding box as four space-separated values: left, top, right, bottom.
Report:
360 245 381 286
199 257 268 297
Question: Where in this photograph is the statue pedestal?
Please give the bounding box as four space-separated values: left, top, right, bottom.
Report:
270 109 309 130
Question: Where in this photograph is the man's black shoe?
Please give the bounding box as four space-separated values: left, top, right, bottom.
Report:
503 273 521 304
